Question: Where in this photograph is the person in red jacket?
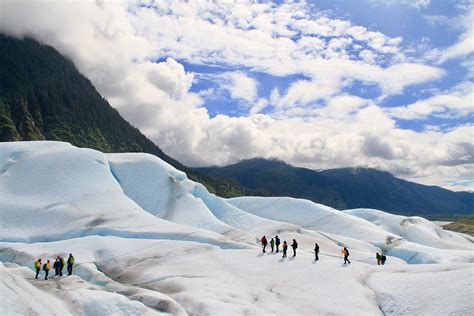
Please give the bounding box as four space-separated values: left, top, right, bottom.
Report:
261 235 268 253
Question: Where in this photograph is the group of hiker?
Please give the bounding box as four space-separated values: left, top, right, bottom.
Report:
260 235 309 259
260 235 385 265
261 235 298 257
34 254 75 280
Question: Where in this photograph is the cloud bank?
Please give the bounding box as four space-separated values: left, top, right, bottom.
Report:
0 0 472 191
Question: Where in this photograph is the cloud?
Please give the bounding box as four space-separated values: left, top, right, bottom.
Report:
0 0 472 191
387 82 474 120
436 5 474 63
363 136 397 160
370 0 431 10
145 58 194 99
249 98 269 115
219 71 258 102
129 0 441 97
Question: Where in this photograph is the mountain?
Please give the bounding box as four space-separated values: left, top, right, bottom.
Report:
0 34 242 197
197 158 474 218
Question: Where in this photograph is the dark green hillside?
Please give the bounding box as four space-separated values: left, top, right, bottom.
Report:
0 34 242 197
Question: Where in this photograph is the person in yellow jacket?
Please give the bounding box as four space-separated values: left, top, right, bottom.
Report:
34 259 42 279
67 254 75 275
342 247 351 264
43 260 51 280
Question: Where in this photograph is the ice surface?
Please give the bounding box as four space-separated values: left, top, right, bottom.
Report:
344 208 473 250
0 141 472 315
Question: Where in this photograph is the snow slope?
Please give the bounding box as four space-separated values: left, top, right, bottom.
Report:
344 208 473 250
228 196 400 243
0 141 473 315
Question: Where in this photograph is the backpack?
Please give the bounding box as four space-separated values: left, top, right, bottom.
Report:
42 263 47 271
35 261 41 269
68 256 75 265
293 242 298 249
60 258 65 266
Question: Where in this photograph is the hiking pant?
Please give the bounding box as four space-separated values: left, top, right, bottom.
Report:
292 248 296 257
315 252 319 260
263 244 267 253
344 255 351 264
59 266 64 276
35 268 40 279
283 249 287 257
44 270 49 280
276 245 279 253
67 264 73 275
55 267 60 276
271 244 274 252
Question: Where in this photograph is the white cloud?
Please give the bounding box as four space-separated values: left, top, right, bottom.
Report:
387 82 474 120
145 58 194 99
436 5 474 63
0 0 471 191
370 0 431 10
249 98 269 115
219 71 258 102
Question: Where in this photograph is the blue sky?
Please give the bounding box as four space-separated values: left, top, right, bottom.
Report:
2 0 472 190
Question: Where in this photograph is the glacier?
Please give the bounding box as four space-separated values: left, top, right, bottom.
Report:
0 141 472 315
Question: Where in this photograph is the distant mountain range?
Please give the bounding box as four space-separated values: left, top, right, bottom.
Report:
197 158 474 218
0 34 242 197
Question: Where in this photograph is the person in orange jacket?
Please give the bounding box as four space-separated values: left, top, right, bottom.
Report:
43 260 51 280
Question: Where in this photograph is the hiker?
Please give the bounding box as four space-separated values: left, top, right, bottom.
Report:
381 254 387 265
34 259 42 279
270 238 275 252
275 235 281 253
59 256 65 276
53 258 60 276
67 253 75 275
282 241 288 258
291 239 298 257
43 260 51 280
376 252 381 265
342 247 351 264
314 242 320 261
261 235 268 253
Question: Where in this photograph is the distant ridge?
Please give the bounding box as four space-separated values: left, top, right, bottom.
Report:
197 158 474 218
